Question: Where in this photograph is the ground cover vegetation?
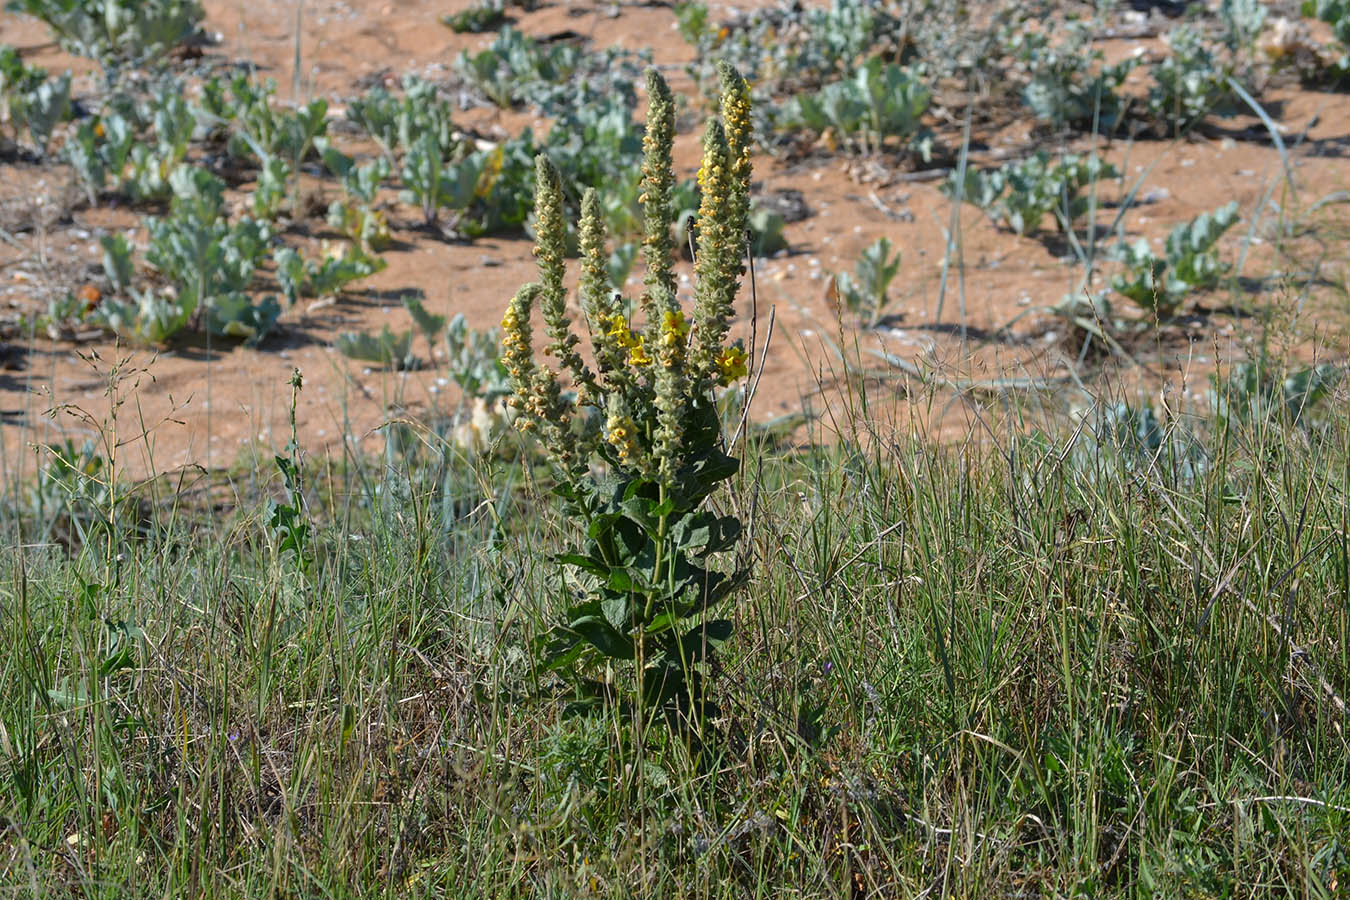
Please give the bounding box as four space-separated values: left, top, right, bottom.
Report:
0 0 1342 355
1 0 1349 895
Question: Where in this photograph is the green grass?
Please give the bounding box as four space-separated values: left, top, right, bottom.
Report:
1 365 1348 898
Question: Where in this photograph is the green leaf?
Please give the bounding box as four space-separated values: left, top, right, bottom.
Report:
570 616 634 660
403 294 447 342
555 552 607 576
679 619 733 662
335 325 415 368
601 594 628 629
672 513 742 557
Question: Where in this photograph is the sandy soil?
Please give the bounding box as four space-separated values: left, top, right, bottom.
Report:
1 0 1347 482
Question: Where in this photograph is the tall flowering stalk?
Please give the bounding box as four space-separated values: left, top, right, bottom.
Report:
500 67 754 743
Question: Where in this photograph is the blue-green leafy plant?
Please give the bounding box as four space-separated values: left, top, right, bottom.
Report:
274 243 385 306
676 0 905 107
606 242 639 290
402 294 445 344
250 155 290 220
1146 26 1240 134
748 207 788 257
445 313 511 402
782 58 932 158
214 76 328 167
1111 202 1240 317
836 236 901 327
345 75 455 164
399 133 501 230
119 86 196 202
456 26 581 108
1007 19 1136 132
99 234 134 293
6 0 203 68
336 324 416 370
502 66 752 748
0 45 45 101
457 26 647 115
319 142 392 251
1219 0 1268 54
64 108 135 202
945 151 1118 236
95 165 278 344
0 48 71 155
442 0 507 34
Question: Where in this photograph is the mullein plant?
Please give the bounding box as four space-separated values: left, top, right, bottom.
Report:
501 64 752 749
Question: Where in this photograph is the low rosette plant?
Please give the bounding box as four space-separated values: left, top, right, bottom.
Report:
501 65 753 743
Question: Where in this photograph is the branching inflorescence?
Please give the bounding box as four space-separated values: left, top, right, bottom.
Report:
500 65 751 485
500 66 755 742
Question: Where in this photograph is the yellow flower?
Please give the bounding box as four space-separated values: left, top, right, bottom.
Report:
661 309 690 342
606 314 634 349
714 344 748 383
629 336 653 367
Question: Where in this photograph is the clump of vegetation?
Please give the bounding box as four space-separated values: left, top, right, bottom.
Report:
274 243 386 306
92 166 280 344
1006 18 1136 132
1111 201 1240 317
1146 25 1242 134
0 46 71 156
1301 0 1350 72
442 0 508 34
319 142 392 251
337 296 445 372
676 0 907 105
7 0 203 68
343 75 455 165
1211 355 1343 430
455 27 647 114
835 236 901 327
65 84 193 203
780 58 932 159
945 151 1118 236
503 66 752 747
336 324 416 370
398 133 502 231
445 311 510 403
